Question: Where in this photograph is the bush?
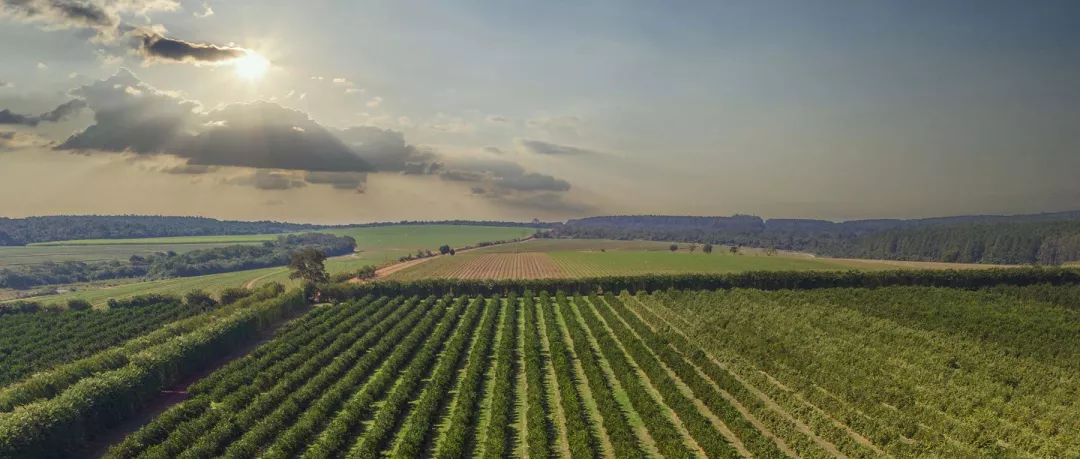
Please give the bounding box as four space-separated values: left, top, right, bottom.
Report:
218 287 253 305
66 299 93 311
184 290 218 309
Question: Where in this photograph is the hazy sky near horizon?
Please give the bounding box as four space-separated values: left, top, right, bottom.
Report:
1 1 1078 224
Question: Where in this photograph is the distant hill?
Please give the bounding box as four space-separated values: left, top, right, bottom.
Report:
551 211 1080 265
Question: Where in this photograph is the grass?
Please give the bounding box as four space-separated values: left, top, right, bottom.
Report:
551 251 870 277
15 225 533 306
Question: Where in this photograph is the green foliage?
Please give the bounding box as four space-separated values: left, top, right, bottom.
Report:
0 289 304 458
218 286 253 305
289 247 329 285
65 298 92 311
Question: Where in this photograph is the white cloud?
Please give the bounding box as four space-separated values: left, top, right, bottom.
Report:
397 116 414 127
194 1 214 17
345 88 361 94
366 96 383 108
36 62 48 70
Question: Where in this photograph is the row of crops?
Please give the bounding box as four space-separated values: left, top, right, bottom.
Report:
102 284 1080 458
0 285 304 458
3 275 1079 457
0 300 214 385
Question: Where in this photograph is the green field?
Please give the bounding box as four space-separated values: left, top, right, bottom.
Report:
16 225 535 305
550 250 862 276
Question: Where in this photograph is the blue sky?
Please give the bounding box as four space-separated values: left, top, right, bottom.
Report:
1 0 1078 223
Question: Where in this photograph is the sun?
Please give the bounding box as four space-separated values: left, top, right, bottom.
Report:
232 52 270 80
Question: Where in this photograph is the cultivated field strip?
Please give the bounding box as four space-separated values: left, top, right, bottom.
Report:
108 286 1077 458
388 253 566 280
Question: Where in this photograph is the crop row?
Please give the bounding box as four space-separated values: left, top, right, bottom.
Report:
0 300 209 385
0 286 303 458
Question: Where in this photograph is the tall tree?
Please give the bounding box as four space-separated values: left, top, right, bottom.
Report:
703 243 713 254
289 247 328 284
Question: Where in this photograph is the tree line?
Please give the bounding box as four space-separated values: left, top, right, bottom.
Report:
0 215 558 246
547 213 1080 265
0 233 355 289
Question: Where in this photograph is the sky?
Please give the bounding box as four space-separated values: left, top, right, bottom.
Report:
1 0 1078 224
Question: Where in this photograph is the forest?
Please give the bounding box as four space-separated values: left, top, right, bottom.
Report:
0 233 355 289
548 213 1080 264
0 216 318 246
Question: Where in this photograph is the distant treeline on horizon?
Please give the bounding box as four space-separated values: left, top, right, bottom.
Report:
4 212 1080 265
0 216 560 246
551 212 1080 265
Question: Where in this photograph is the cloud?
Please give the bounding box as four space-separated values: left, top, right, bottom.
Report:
426 114 475 133
138 33 246 63
471 187 486 194
366 96 383 108
303 171 367 191
161 163 216 174
526 115 583 136
225 170 306 190
496 172 571 192
483 146 505 155
487 115 509 123
516 138 600 156
1 0 117 32
36 62 48 70
332 78 348 84
43 69 583 202
193 1 213 17
495 192 592 214
397 116 413 127
0 80 11 89
0 99 87 126
0 131 54 151
1 0 246 67
345 88 361 94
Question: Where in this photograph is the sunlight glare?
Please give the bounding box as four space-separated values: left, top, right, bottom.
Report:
233 52 270 80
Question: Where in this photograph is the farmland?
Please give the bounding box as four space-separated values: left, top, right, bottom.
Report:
4 225 535 306
389 249 872 280
388 238 1008 280
60 282 1076 458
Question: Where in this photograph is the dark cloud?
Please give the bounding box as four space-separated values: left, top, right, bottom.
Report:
303 171 367 191
138 33 246 63
483 146 505 155
0 99 86 126
45 69 583 202
0 0 117 31
496 172 571 192
487 115 509 123
226 170 306 190
176 101 373 172
58 69 199 152
517 138 599 156
0 80 12 89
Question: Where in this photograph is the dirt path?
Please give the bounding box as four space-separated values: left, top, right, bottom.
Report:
243 268 285 289
87 303 315 458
